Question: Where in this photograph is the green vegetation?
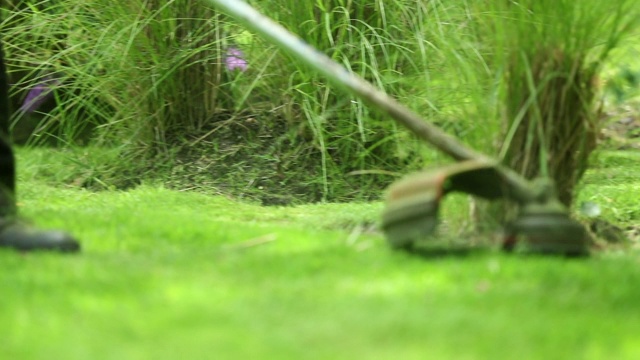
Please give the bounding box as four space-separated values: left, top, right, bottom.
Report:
2 1 640 357
2 147 640 359
3 0 440 202
4 0 639 206
479 0 639 207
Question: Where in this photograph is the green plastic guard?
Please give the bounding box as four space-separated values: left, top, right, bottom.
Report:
509 200 590 256
382 160 500 249
382 192 440 249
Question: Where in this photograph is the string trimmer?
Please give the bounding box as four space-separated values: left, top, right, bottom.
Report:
202 0 589 255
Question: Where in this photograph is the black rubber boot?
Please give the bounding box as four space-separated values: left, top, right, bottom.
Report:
0 219 80 253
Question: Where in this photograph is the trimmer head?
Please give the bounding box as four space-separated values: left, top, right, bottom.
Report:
382 191 441 249
382 160 501 249
508 201 590 256
383 167 590 256
201 0 591 257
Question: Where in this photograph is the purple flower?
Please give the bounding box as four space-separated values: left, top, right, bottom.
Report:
20 75 61 113
224 47 248 72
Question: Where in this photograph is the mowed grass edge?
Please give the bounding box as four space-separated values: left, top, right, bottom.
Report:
1 148 640 359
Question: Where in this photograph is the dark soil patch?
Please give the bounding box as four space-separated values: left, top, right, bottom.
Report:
135 110 420 205
163 111 320 205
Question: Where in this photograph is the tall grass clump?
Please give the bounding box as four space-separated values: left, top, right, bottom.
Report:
4 0 262 189
250 0 501 199
2 0 116 145
474 0 640 207
4 0 237 147
3 0 503 201
248 0 427 200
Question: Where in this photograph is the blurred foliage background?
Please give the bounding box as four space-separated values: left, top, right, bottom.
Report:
1 0 639 205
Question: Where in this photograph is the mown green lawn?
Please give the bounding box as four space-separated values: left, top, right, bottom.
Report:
2 149 640 359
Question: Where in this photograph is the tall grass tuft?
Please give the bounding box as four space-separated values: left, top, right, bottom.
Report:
3 0 236 144
476 0 640 207
108 0 232 148
250 0 424 199
3 0 115 145
7 0 466 200
252 0 501 199
12 0 634 204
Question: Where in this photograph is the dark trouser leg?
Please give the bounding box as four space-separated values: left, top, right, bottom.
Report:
0 34 80 252
0 137 16 218
0 36 16 217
